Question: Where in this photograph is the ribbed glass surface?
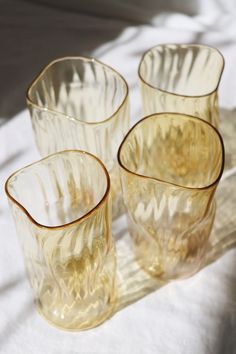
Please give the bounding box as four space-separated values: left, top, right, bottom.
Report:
27 57 130 218
139 44 224 127
5 151 116 330
118 113 224 280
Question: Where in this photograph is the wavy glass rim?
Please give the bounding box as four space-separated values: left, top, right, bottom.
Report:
26 56 129 126
5 150 110 230
138 43 225 98
117 113 225 191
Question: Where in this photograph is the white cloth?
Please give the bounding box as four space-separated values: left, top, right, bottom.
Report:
1 3 236 353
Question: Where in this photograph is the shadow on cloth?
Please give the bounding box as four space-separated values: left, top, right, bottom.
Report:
0 275 32 349
0 274 26 295
0 0 200 121
0 301 33 349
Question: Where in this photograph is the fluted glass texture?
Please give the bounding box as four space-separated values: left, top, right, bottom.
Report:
26 57 130 218
138 44 224 127
118 113 224 280
5 150 116 330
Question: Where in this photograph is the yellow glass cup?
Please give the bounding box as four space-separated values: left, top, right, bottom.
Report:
138 44 224 127
118 113 224 280
5 150 116 331
26 57 130 218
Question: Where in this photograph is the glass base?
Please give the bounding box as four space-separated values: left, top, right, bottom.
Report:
35 295 116 331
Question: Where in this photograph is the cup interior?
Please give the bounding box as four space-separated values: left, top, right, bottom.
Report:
139 44 224 96
118 113 224 189
6 151 109 227
27 57 128 123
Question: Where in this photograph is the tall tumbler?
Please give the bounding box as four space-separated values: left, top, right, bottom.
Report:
118 113 224 280
138 44 224 127
5 150 116 330
26 57 130 218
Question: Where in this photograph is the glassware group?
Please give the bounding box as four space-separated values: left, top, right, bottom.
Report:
5 44 225 330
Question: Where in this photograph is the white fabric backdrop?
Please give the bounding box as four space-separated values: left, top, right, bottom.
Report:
1 1 236 353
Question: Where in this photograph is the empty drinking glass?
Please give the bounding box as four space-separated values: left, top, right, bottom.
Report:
27 57 130 218
138 44 224 127
5 150 116 330
118 113 224 280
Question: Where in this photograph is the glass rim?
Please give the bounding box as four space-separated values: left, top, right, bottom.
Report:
138 43 225 98
5 150 111 230
26 56 129 126
117 112 225 191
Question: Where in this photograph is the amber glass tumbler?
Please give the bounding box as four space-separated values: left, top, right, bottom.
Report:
26 57 130 218
138 44 224 127
118 113 224 280
5 150 116 330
